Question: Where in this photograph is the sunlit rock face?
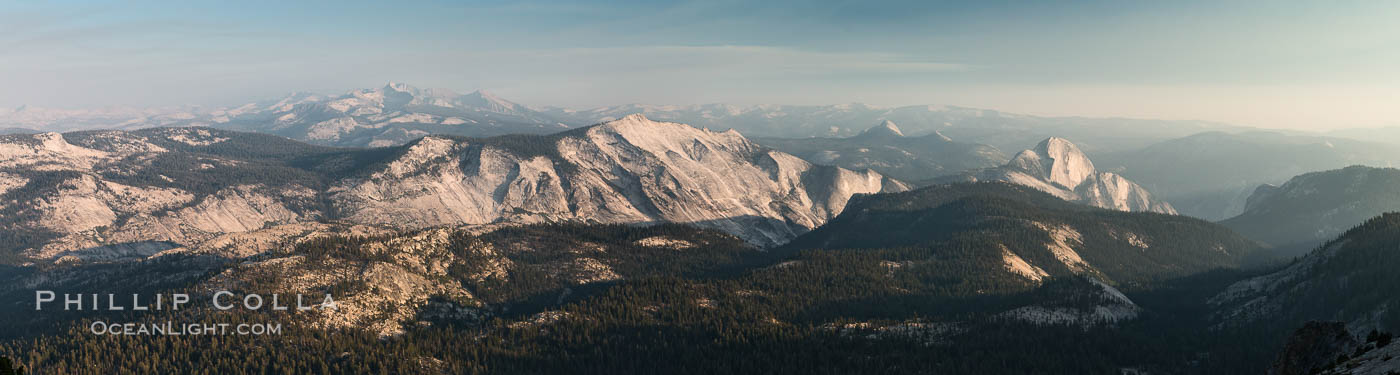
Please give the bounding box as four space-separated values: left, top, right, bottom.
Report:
0 115 905 262
950 137 1175 214
331 114 908 247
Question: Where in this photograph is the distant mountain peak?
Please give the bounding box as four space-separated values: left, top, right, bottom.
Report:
1223 165 1400 249
468 89 497 99
856 120 904 139
1035 137 1081 157
1014 137 1096 189
954 136 1175 214
458 89 522 114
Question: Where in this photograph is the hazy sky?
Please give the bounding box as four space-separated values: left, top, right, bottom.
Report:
2 1 1397 130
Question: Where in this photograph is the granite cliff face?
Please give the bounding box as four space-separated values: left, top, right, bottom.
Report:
0 115 904 263
0 128 323 261
944 137 1176 214
329 114 907 247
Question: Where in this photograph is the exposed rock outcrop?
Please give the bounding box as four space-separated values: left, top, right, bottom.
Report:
1 115 905 262
1270 322 1358 375
329 114 907 247
943 137 1175 214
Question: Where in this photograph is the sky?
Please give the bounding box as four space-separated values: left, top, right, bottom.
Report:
1 0 1397 130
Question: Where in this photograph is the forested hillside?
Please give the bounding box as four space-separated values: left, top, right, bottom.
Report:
788 182 1258 287
1222 166 1400 258
0 184 1285 374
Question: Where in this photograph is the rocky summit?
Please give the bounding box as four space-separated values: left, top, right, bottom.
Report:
941 137 1176 214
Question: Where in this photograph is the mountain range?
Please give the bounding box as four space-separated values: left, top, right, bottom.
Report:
1221 166 1400 258
2 83 1243 153
0 114 903 264
2 84 570 148
753 120 1007 181
0 104 210 133
211 84 573 147
538 102 1242 154
1100 131 1400 220
1327 126 1400 147
7 82 1400 374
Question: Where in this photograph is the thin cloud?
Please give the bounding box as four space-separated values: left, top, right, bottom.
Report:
458 45 971 75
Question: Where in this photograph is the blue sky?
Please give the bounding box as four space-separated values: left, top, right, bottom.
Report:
2 1 1397 129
